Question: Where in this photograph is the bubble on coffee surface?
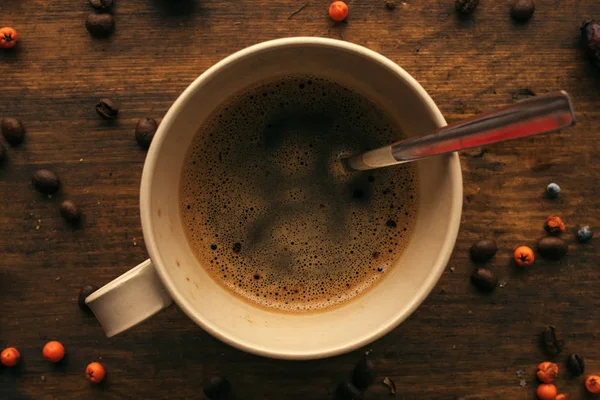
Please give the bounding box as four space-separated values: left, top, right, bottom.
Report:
180 75 418 313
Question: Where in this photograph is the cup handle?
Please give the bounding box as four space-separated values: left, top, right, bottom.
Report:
85 259 173 338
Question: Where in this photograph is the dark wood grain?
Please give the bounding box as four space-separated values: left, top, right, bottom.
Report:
1 1 600 399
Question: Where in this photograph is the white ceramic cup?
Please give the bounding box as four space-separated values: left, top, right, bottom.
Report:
86 37 463 360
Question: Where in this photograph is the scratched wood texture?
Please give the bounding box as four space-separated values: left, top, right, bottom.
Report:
1 0 600 399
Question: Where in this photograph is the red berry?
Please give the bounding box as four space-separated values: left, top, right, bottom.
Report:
329 1 348 21
0 27 18 49
1 347 20 367
43 341 65 363
86 362 106 383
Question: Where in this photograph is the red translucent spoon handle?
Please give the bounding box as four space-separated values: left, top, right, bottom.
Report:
345 91 576 171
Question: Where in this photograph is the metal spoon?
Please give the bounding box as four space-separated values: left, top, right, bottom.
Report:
343 91 575 171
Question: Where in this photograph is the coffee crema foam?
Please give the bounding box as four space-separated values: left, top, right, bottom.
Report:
180 75 418 313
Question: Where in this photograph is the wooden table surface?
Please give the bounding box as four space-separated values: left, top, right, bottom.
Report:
2 1 600 399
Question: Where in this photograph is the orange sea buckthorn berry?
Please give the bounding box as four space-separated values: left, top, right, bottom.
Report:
545 216 566 234
556 394 570 400
43 341 65 363
586 375 600 394
86 362 106 384
537 383 557 400
0 27 18 49
329 1 349 21
514 245 535 267
537 361 559 383
1 347 20 367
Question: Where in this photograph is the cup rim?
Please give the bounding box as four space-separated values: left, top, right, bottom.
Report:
140 37 463 360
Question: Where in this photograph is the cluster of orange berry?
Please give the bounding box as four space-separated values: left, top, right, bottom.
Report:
535 362 565 399
513 215 569 267
1 341 105 384
535 361 600 399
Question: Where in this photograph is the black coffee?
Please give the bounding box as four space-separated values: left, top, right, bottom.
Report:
180 75 418 313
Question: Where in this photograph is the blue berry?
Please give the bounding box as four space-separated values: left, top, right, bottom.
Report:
546 183 561 198
577 226 593 243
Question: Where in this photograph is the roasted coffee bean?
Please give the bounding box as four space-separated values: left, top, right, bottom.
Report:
78 284 98 312
89 0 114 10
471 268 497 293
470 239 498 262
1 117 26 145
96 98 119 120
32 169 60 194
567 353 585 376
581 21 600 68
60 200 81 223
203 376 231 400
352 355 375 390
0 142 6 163
541 325 565 355
537 237 568 261
511 0 535 21
86 13 115 37
135 117 158 149
455 0 479 14
336 380 363 400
